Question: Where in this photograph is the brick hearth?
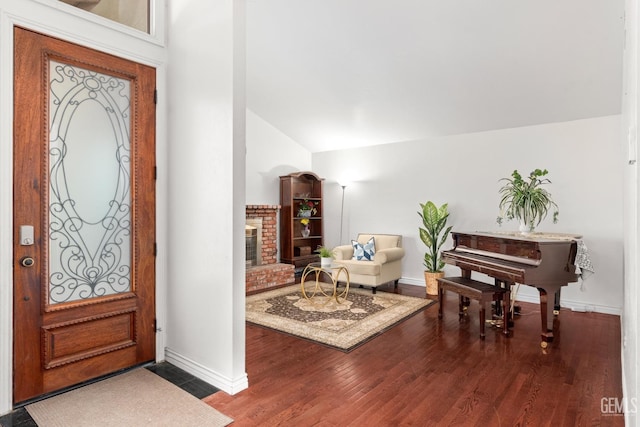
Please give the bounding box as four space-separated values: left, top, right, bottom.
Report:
245 264 295 295
245 205 294 294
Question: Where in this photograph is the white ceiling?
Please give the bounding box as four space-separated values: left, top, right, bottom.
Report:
246 0 625 153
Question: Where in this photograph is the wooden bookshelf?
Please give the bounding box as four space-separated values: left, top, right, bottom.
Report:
279 171 324 268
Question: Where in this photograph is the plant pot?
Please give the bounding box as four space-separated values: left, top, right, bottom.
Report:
519 221 534 235
299 210 312 218
320 257 332 267
424 271 445 296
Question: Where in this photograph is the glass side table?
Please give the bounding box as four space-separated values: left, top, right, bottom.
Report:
300 262 350 303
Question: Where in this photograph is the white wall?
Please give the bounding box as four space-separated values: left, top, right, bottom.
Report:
622 0 639 424
165 0 247 394
313 116 623 314
246 109 311 204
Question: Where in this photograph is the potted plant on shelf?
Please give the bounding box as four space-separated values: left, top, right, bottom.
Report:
316 246 334 267
418 201 452 296
496 168 559 233
298 198 317 217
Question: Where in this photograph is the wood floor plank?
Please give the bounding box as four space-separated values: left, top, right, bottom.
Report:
205 283 625 426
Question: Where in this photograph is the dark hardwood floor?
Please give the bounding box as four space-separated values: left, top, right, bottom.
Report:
206 283 624 426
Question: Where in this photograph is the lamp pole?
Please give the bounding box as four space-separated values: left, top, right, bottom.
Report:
339 185 346 244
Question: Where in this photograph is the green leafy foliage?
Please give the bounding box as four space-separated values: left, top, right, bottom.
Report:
497 169 559 231
315 246 334 258
418 201 452 272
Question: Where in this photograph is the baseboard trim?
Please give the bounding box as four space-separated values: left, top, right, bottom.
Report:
400 277 425 287
164 348 248 395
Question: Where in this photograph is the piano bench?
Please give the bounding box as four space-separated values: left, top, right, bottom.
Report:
437 276 510 339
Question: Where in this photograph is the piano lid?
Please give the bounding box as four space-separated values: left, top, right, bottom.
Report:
448 231 583 267
446 230 582 287
455 231 583 242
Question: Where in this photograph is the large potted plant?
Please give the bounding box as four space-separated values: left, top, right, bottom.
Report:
497 168 559 233
418 201 452 296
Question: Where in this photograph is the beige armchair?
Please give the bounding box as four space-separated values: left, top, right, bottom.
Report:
332 233 405 293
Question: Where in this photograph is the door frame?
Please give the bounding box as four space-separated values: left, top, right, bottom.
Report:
0 4 168 413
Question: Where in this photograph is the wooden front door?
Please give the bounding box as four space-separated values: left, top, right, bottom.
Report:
13 27 156 404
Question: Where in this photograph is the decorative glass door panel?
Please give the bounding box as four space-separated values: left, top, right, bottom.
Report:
48 60 132 305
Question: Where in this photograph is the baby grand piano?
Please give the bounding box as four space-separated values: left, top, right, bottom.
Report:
442 231 582 347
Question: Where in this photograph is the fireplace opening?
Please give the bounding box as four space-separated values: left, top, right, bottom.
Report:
245 218 263 268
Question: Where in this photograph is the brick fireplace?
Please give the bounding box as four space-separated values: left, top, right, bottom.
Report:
245 205 295 294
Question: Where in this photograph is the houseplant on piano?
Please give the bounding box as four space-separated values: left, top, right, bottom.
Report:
418 201 452 296
497 168 559 233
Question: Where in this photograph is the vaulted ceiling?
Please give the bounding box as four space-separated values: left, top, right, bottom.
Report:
246 0 625 153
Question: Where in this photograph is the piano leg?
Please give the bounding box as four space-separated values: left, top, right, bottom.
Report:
537 284 564 348
495 279 515 328
502 288 510 337
538 288 553 348
554 289 561 315
457 295 471 320
479 303 486 339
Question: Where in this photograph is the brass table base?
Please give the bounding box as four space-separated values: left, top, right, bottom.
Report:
300 263 350 304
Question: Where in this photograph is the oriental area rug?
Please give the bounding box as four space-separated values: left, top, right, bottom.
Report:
26 368 233 427
246 284 435 352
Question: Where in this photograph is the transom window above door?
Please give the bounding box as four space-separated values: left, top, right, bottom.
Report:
59 0 149 33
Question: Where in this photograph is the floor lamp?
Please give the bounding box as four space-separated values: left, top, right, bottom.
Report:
339 184 346 245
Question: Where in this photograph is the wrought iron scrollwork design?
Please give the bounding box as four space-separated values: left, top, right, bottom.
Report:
48 61 132 304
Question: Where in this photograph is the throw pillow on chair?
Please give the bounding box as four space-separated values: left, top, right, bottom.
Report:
352 237 375 261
